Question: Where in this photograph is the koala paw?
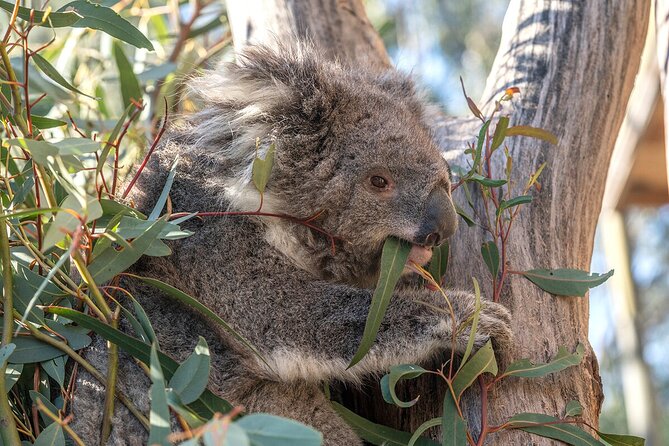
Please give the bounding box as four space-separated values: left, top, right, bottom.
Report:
476 300 513 351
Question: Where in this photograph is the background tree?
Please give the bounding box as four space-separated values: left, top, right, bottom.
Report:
225 0 650 443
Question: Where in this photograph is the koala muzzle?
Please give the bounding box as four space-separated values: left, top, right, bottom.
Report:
417 187 458 247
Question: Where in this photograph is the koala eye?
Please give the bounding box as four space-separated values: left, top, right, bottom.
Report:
370 175 389 189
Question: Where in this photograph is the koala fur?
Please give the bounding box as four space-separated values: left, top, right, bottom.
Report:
71 44 512 445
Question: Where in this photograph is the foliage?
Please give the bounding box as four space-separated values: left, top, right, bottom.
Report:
341 85 640 445
0 1 321 444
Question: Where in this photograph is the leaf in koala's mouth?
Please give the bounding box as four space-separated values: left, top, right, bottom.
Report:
347 237 411 369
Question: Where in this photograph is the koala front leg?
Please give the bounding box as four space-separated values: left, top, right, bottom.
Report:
242 281 511 383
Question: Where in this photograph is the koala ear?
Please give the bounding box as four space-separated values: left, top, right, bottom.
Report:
189 43 335 134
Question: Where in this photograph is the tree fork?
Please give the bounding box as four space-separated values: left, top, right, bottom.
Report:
225 0 650 443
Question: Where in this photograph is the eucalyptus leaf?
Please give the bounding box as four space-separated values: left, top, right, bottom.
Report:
522 269 614 297
480 241 499 279
32 53 96 99
113 41 143 109
427 242 449 284
0 0 81 27
451 340 497 399
597 431 645 446
348 237 411 368
148 343 171 446
33 421 65 446
380 364 426 408
501 344 585 379
331 401 437 446
565 400 583 417
505 126 558 145
252 143 276 194
169 337 210 404
59 0 154 50
490 116 510 152
237 413 323 446
442 389 467 446
507 413 602 446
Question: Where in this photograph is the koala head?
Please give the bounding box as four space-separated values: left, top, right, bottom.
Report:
185 44 457 287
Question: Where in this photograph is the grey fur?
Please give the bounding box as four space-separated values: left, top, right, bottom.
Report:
71 44 511 445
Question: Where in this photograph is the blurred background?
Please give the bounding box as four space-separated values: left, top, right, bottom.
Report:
2 0 666 443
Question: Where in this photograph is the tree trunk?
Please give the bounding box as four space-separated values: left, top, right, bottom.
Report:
225 0 650 443
657 0 669 192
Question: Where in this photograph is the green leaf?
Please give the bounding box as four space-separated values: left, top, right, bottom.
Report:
0 0 81 27
565 400 583 417
213 421 249 446
169 337 210 405
469 174 507 188
53 138 102 156
331 401 438 446
442 389 467 446
458 278 481 370
129 275 269 371
490 116 510 152
451 340 497 399
454 204 475 227
480 241 499 279
44 307 233 416
41 355 66 389
379 364 426 408
164 390 206 428
96 104 134 179
31 116 67 129
501 344 585 379
427 242 449 284
348 237 411 368
115 216 192 241
498 195 533 214
43 194 103 250
5 364 23 392
237 414 323 446
522 269 614 297
148 343 171 446
470 120 491 175
252 143 276 194
9 320 91 364
59 0 154 50
87 218 168 283
32 53 96 99
30 390 59 426
148 156 179 220
597 431 645 446
112 41 143 109
408 418 441 446
505 126 558 145
33 420 65 446
507 413 602 446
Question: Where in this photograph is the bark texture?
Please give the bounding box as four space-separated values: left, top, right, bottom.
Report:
225 0 650 443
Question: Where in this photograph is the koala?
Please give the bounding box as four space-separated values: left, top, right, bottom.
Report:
71 44 512 445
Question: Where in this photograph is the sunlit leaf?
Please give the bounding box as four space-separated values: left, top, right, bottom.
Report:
59 0 154 50
252 143 276 194
0 0 81 27
148 343 171 446
459 77 483 121
31 116 67 129
505 126 558 145
149 156 179 220
113 41 143 109
237 414 323 446
348 237 411 368
490 116 509 152
32 53 97 99
521 269 614 297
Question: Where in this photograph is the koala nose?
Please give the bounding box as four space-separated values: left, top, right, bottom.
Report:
417 187 458 247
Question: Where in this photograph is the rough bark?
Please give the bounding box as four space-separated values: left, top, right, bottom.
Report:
225 0 650 443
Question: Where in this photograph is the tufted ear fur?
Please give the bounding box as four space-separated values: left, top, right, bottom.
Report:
179 43 338 209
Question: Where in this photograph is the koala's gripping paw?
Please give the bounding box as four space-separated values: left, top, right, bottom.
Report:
475 300 513 351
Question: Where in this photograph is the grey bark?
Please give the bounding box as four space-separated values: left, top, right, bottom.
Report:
225 0 650 443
